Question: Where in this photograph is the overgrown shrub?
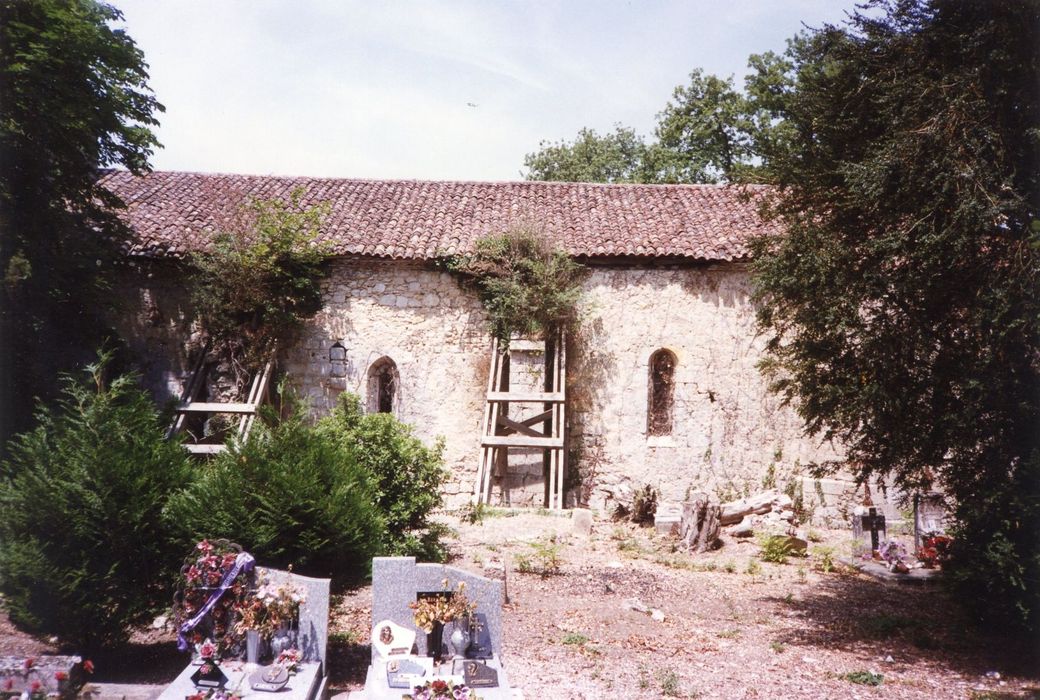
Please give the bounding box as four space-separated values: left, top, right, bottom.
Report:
166 399 384 580
614 484 658 526
0 355 192 651
319 394 449 559
442 226 587 342
191 190 330 378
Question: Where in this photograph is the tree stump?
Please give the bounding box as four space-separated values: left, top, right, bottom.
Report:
680 496 721 553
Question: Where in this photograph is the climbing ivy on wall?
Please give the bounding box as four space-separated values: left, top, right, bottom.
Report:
442 225 587 343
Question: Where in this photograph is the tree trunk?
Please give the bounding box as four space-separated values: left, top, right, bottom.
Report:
680 497 721 553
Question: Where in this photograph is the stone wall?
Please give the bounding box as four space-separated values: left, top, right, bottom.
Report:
111 257 846 512
569 263 843 512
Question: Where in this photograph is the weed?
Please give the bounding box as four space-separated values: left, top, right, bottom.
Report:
783 592 794 604
516 538 563 577
745 559 762 576
762 462 777 490
807 529 824 543
658 669 681 697
716 629 741 639
759 535 795 564
840 670 883 686
796 566 807 583
561 632 589 646
813 546 836 573
722 560 736 574
770 641 785 653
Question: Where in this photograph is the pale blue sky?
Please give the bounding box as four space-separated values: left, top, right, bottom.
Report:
113 1 858 182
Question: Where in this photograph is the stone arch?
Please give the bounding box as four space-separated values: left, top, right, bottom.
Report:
366 356 399 414
647 348 677 436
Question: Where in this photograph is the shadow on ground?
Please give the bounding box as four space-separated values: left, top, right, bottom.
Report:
88 641 185 684
762 571 1040 678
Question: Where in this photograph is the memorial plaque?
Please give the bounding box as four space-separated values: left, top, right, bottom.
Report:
248 665 289 692
190 663 228 689
385 657 429 689
371 619 416 658
462 661 499 689
465 613 493 659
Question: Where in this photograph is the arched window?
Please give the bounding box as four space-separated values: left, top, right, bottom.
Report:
647 349 677 436
367 357 399 414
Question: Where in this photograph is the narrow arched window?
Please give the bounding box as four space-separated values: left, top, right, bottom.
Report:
648 349 677 436
367 357 399 414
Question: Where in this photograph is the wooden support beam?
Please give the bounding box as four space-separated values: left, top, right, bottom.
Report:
496 414 546 438
481 435 564 448
176 402 258 414
487 391 564 403
185 444 227 454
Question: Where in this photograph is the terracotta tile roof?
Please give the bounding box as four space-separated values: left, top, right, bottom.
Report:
100 170 778 261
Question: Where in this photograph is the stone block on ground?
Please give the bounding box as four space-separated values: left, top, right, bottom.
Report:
654 501 682 536
571 508 593 536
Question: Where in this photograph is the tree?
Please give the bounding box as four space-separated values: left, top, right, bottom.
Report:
523 62 792 185
751 0 1040 638
523 125 651 183
0 0 163 449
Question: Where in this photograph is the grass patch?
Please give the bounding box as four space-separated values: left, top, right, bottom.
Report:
561 632 590 646
840 670 884 686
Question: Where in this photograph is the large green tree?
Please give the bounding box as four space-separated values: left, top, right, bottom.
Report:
0 0 163 448
751 0 1040 637
523 59 793 184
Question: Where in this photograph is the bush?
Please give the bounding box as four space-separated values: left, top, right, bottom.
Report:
318 394 449 559
0 355 192 651
166 399 385 580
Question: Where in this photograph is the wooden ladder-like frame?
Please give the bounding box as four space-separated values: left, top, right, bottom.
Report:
474 333 567 509
167 351 275 454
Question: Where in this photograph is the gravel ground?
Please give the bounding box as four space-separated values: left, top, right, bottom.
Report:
2 510 1037 699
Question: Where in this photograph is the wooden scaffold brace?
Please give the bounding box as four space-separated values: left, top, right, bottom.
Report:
474 333 567 509
167 348 275 454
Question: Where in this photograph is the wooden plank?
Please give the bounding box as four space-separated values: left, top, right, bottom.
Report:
176 402 258 414
185 444 227 454
496 414 545 438
241 359 274 440
515 409 553 427
473 338 498 503
506 339 545 352
487 391 564 403
481 435 564 448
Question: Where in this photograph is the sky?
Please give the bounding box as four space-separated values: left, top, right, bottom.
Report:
113 1 860 182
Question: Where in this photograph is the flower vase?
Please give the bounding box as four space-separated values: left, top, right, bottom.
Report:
426 621 445 663
271 622 296 659
246 630 261 665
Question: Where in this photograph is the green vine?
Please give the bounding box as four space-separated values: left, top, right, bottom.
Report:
441 226 587 343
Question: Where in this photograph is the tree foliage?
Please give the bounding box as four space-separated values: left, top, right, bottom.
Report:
523 58 793 184
0 354 191 651
190 190 330 380
523 125 651 183
0 0 163 447
750 0 1040 637
442 226 588 342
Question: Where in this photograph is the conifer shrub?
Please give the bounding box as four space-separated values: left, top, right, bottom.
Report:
166 398 385 580
318 394 449 560
0 355 192 651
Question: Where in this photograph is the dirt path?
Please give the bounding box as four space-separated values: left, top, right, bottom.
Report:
2 511 1037 698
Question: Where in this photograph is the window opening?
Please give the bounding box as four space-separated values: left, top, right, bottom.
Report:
648 349 677 436
367 357 399 414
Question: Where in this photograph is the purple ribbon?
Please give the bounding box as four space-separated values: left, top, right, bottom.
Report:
177 551 255 651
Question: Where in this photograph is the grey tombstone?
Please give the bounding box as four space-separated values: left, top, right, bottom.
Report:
257 567 330 669
370 557 503 662
913 492 948 550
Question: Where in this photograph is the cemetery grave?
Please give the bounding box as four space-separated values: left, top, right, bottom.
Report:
0 511 1036 700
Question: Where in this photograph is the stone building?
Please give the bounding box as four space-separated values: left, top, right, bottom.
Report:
103 170 844 512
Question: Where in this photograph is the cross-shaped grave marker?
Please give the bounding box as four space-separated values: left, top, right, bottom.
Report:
859 507 886 553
